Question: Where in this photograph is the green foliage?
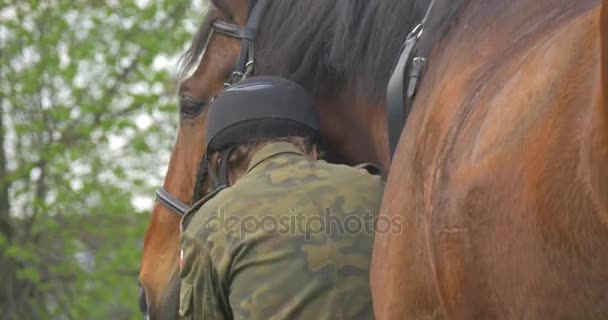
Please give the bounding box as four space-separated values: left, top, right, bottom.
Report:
0 0 205 318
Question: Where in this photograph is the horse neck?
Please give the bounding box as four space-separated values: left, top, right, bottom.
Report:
436 0 608 220
428 0 606 134
316 96 390 173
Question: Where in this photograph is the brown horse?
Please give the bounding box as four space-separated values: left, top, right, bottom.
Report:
373 0 608 318
138 0 608 318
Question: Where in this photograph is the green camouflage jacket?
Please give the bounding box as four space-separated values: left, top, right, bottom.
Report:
179 142 384 320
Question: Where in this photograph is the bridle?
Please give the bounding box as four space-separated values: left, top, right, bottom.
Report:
155 0 270 216
214 0 270 86
386 0 437 159
386 0 462 159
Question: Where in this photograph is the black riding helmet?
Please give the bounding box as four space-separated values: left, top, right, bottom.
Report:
206 76 321 152
204 76 321 189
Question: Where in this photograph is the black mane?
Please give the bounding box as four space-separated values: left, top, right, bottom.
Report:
178 15 213 79
256 0 431 100
181 0 460 101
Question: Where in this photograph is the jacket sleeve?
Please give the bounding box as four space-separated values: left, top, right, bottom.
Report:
179 232 230 320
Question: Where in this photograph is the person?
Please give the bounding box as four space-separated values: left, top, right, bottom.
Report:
178 76 385 320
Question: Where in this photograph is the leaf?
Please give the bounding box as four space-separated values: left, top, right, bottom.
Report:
1 0 197 317
17 266 42 284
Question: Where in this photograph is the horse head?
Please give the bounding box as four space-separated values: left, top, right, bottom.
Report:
138 1 251 318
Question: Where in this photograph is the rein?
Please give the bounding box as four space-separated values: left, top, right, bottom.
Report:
386 0 437 158
386 0 462 159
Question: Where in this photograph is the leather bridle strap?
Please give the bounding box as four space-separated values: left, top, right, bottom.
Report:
155 187 190 216
212 0 270 86
156 0 271 217
213 21 255 40
386 0 437 159
158 145 236 215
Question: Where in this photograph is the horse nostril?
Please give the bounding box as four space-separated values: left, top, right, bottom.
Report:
138 285 148 315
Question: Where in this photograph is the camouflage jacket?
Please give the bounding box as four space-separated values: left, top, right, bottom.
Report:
179 142 384 320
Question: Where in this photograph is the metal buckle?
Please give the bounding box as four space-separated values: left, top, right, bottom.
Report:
407 57 427 99
244 60 255 78
409 23 424 41
225 71 245 87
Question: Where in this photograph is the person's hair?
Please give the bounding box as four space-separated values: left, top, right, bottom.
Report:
210 136 321 181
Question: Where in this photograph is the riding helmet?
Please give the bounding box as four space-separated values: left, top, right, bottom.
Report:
206 76 320 152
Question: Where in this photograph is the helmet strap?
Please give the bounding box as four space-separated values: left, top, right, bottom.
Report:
207 146 238 191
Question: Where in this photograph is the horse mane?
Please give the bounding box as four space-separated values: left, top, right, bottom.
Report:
255 0 438 100
179 0 462 101
178 13 214 80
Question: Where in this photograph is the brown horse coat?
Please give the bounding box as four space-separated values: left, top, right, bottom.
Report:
372 0 608 318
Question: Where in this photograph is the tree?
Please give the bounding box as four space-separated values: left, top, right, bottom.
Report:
0 0 203 318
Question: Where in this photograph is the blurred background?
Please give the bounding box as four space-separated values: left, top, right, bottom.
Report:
0 0 205 318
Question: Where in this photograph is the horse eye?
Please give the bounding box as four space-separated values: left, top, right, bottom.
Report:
180 96 206 118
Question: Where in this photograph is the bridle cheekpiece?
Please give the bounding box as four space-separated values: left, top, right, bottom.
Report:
155 0 270 216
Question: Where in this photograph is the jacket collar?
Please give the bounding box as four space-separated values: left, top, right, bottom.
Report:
246 142 305 174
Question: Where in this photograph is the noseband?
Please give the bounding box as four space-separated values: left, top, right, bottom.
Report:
155 187 190 216
155 0 270 216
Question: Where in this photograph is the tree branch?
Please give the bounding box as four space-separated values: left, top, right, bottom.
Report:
0 31 12 241
57 2 190 147
58 50 143 147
